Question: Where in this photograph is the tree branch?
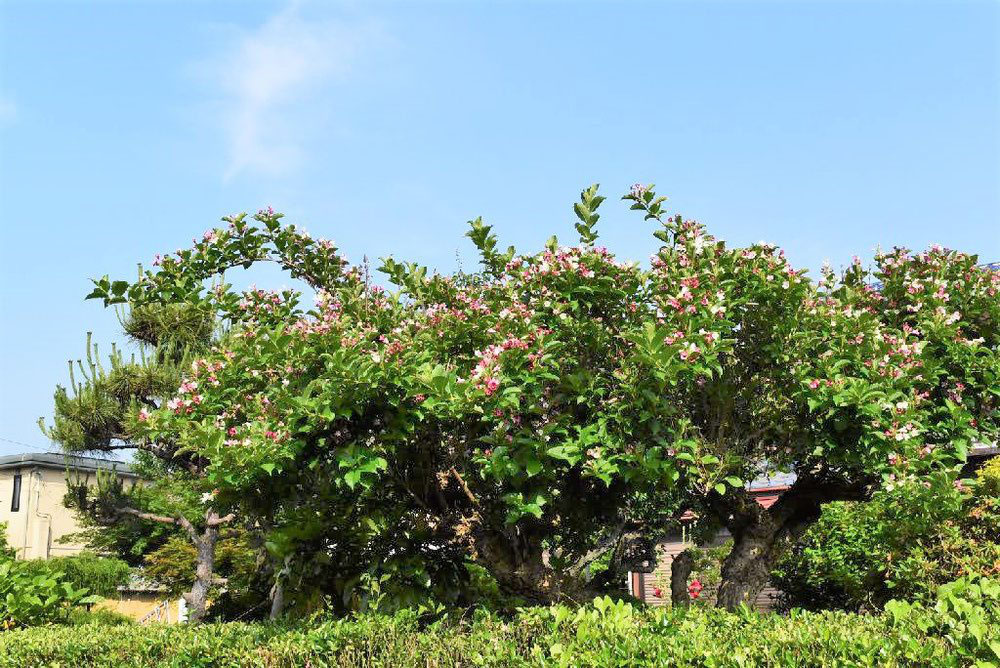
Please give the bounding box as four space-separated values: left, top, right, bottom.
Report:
565 521 627 577
449 467 479 507
117 507 180 526
207 513 236 527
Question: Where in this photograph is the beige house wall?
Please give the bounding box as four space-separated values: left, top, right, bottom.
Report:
96 593 186 623
0 464 134 560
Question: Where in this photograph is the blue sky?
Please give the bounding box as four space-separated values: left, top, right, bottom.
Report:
1 1 998 456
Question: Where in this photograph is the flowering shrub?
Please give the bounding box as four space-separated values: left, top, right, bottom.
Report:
84 185 1000 611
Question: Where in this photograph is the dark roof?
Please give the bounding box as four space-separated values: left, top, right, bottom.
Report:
0 452 135 476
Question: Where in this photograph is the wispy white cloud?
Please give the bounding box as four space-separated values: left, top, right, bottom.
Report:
197 5 378 180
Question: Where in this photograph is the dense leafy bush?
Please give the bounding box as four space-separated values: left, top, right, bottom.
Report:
0 559 99 630
885 576 1000 666
1 529 108 629
774 457 1000 611
2 579 997 666
17 553 131 599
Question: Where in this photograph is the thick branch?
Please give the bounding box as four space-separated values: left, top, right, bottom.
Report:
207 512 236 527
117 507 180 526
115 506 197 539
768 472 870 527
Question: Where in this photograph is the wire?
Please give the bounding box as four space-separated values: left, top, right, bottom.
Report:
0 436 59 453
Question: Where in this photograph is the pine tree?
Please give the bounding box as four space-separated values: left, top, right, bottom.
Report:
41 303 238 622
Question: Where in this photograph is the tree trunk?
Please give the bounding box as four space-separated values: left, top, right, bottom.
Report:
269 554 292 620
474 529 555 602
715 528 776 610
269 578 285 620
707 472 872 611
472 527 611 604
670 549 695 607
184 523 219 623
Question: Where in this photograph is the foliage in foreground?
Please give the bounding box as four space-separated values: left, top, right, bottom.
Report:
2 578 998 668
0 524 100 629
0 560 99 630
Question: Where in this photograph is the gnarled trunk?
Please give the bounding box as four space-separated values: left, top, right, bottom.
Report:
471 525 626 604
184 522 219 623
473 528 561 603
670 548 695 607
715 526 778 610
269 578 285 620
269 554 292 620
709 473 871 611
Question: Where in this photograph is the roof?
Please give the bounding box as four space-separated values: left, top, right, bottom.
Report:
749 471 797 491
0 452 135 476
970 443 999 458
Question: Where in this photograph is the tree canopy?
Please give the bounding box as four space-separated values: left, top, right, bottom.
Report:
80 185 1000 612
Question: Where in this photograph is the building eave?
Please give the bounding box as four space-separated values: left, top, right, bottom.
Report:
0 452 136 477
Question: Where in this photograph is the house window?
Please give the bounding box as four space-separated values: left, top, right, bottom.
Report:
10 473 21 512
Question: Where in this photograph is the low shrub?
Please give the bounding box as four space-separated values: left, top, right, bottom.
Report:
18 552 131 598
2 578 998 667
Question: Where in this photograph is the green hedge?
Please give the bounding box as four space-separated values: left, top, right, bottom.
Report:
3 578 999 668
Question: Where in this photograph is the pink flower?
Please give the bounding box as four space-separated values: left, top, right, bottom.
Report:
688 579 703 599
137 409 150 422
809 379 821 389
484 378 500 396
